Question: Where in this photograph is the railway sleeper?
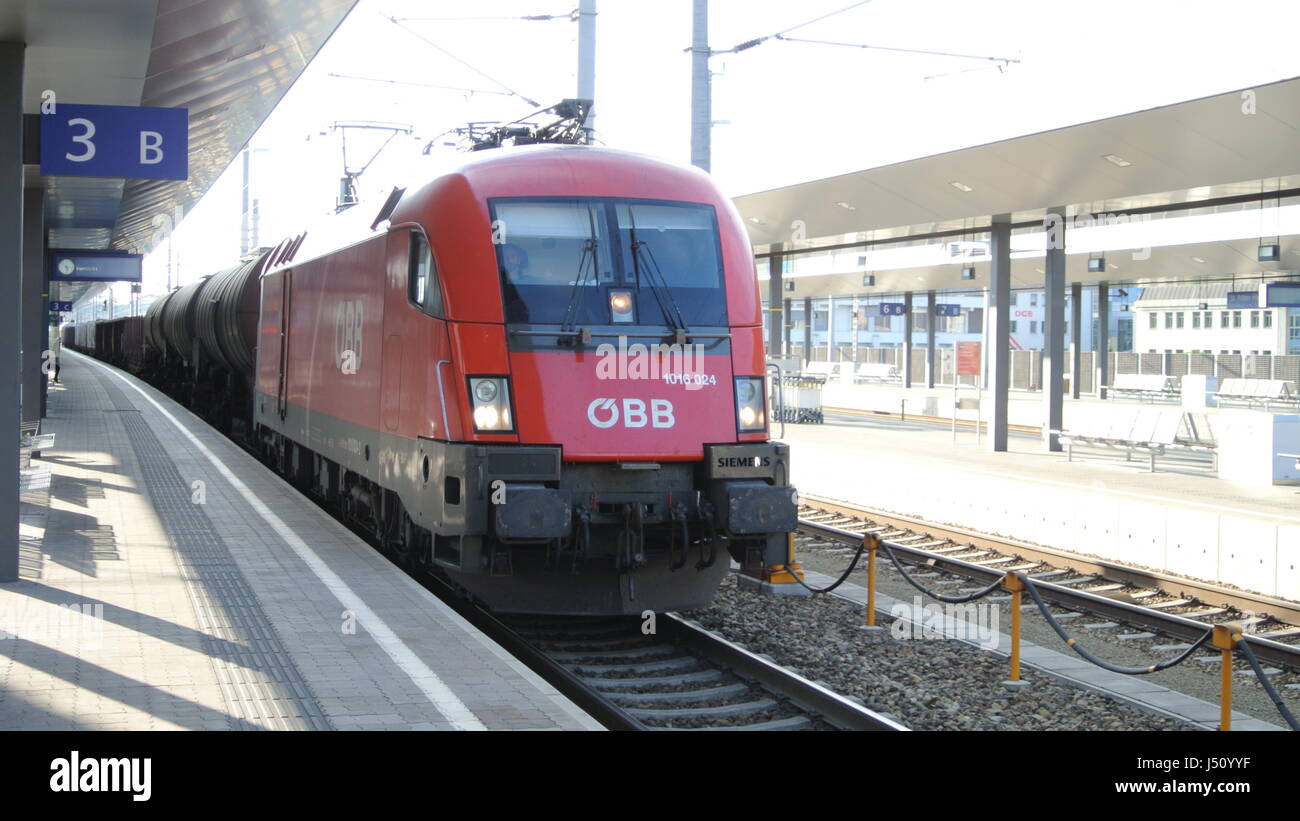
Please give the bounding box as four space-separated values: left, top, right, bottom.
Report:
567 655 699 675
628 698 777 721
584 669 724 690
605 683 750 705
681 715 813 731
548 644 680 662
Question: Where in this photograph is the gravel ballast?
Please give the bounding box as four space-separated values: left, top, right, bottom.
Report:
683 574 1195 731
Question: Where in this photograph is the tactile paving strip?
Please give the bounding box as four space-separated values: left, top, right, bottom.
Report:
92 372 332 731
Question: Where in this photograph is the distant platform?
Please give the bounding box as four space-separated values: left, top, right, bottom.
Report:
781 411 1299 603
2 352 600 731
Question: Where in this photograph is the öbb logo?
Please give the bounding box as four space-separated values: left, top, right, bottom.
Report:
586 398 675 429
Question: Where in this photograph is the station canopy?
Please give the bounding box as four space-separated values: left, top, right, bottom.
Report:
2 0 358 303
735 76 1300 296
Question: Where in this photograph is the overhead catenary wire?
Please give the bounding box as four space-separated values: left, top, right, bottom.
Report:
327 73 514 97
392 11 578 23
379 12 542 107
723 0 876 52
774 35 1020 67
719 0 1018 70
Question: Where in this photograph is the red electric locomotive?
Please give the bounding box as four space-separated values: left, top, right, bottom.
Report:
254 144 797 614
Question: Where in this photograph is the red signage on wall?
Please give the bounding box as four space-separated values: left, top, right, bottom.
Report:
957 341 982 376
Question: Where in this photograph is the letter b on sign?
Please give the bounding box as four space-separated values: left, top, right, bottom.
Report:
140 131 163 164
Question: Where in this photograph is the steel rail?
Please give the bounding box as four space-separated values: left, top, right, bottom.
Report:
800 494 1300 628
797 506 1300 671
660 613 907 731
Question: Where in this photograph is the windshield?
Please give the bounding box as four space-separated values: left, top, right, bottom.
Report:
491 197 727 327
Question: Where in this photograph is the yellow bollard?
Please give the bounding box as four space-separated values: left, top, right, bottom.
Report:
1211 623 1242 731
865 534 879 627
859 533 882 633
1002 572 1027 690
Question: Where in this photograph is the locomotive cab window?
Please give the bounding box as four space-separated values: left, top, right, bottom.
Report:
490 197 727 327
408 230 443 317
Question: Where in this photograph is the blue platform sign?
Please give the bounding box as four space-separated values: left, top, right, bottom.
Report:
1265 283 1300 308
49 251 142 283
879 303 907 316
934 303 962 317
49 301 73 312
41 103 188 180
1226 291 1257 309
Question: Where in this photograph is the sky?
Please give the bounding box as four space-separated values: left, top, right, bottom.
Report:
114 0 1300 304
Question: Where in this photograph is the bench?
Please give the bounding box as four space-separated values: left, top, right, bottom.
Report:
853 363 900 383
19 420 54 492
1214 378 1300 411
802 361 844 378
1053 407 1216 473
1109 373 1179 401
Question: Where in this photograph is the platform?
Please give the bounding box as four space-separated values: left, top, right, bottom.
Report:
2 351 601 731
780 412 1300 602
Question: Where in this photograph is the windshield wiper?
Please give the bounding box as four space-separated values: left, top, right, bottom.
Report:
628 223 691 343
559 207 600 342
560 238 597 334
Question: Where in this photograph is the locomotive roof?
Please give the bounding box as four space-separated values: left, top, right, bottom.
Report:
264 145 720 276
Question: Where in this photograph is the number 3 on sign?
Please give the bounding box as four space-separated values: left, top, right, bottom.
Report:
66 118 95 162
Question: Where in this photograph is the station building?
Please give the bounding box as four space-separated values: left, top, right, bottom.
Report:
1134 282 1297 355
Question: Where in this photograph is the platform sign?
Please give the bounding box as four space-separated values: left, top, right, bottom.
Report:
956 341 981 376
1265 283 1300 307
878 303 906 316
49 250 142 283
40 103 188 180
1226 291 1257 309
49 301 73 313
934 303 961 317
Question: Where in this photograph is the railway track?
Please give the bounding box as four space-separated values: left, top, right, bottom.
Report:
492 611 905 731
797 494 1300 674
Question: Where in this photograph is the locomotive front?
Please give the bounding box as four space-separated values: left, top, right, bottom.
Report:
428 147 798 614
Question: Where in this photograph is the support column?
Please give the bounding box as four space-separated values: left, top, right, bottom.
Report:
22 187 44 424
689 0 711 172
1043 206 1066 451
850 294 859 363
1070 281 1082 399
2 42 24 583
782 297 792 355
802 296 812 366
827 294 836 362
902 292 914 387
988 215 1012 452
1097 282 1110 398
981 287 990 389
766 242 783 357
925 289 936 388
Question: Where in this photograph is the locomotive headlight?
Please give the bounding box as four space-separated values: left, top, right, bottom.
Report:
735 376 766 433
474 380 499 403
609 289 634 323
469 376 513 432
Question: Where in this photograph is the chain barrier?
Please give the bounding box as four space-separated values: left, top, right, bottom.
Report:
788 538 867 595
1021 573 1214 674
1237 636 1300 731
803 526 1298 730
878 540 1006 604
